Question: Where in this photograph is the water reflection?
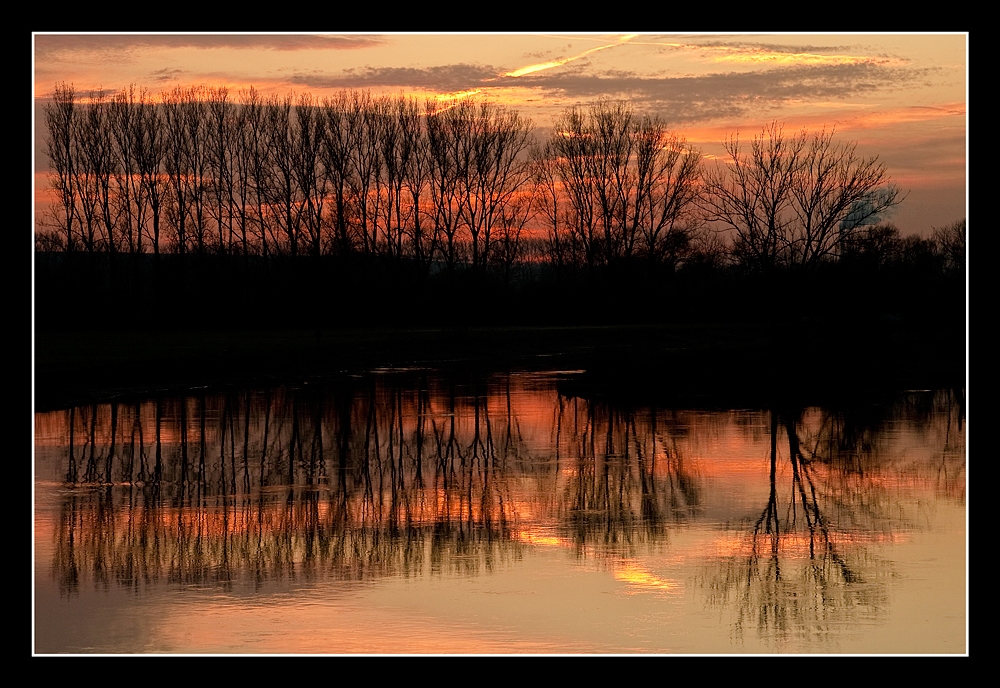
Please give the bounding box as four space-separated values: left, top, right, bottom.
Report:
34 372 966 652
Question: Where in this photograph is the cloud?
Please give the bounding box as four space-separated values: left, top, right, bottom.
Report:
501 34 637 78
645 38 910 68
149 68 187 83
688 40 862 54
34 34 384 60
883 131 966 172
248 58 934 126
514 62 932 123
288 64 501 91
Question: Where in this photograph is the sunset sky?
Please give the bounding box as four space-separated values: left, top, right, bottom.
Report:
32 32 967 236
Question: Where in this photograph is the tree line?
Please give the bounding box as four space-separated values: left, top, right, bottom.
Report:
41 83 545 278
36 82 966 332
42 82 961 275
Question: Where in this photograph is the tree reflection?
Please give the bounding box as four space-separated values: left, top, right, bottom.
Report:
555 399 701 556
39 374 963 639
47 375 539 592
697 391 964 645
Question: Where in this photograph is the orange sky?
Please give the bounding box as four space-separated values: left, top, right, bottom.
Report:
32 32 967 235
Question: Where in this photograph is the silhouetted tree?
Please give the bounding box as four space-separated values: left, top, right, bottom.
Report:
79 89 117 255
162 86 211 255
264 93 301 257
544 100 701 272
532 141 576 272
43 82 78 253
704 122 903 273
109 85 143 255
632 117 702 269
206 86 236 254
182 88 211 254
70 90 103 255
239 87 276 257
321 90 358 257
491 190 534 284
135 89 166 259
350 91 381 256
291 93 328 258
162 87 191 256
933 219 966 274
459 100 534 273
425 98 467 273
376 95 406 261
400 96 433 273
231 91 255 260
840 222 902 270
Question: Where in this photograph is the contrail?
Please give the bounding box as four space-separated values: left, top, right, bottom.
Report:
501 34 639 79
432 34 639 104
429 88 484 111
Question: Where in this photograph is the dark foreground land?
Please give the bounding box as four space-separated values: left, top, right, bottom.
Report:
34 318 965 413
33 247 966 412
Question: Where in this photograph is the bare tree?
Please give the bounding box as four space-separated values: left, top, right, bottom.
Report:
264 93 302 257
425 98 468 274
162 87 191 255
460 100 534 273
135 89 165 259
790 128 903 268
71 93 103 255
43 83 78 253
531 141 569 270
182 88 211 254
231 91 255 259
162 86 211 255
633 118 702 269
549 106 599 269
321 90 359 257
544 101 702 272
292 93 328 258
399 96 432 272
78 89 118 256
703 122 803 273
589 100 636 264
932 219 966 274
109 85 147 256
704 122 903 272
206 86 236 254
376 95 406 260
350 91 382 257
380 94 428 263
491 187 535 284
239 87 277 257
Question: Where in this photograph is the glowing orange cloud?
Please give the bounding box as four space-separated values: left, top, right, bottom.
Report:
660 42 908 67
430 88 484 110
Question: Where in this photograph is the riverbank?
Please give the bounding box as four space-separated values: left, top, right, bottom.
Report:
33 319 965 412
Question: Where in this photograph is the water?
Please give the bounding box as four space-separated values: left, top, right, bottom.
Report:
33 370 966 654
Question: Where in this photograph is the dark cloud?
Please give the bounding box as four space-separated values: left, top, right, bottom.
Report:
881 131 966 172
34 34 384 59
511 62 932 123
252 60 933 125
288 63 501 91
149 68 186 83
685 40 863 54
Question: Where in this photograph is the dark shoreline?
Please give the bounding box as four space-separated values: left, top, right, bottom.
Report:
33 319 966 413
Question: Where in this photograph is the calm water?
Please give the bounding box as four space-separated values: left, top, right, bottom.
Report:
33 370 966 654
